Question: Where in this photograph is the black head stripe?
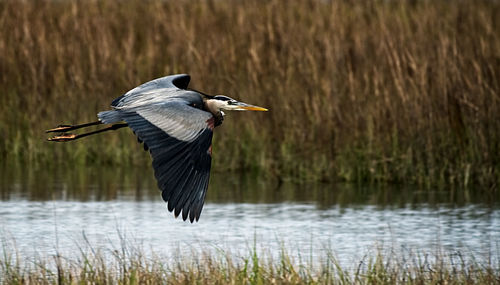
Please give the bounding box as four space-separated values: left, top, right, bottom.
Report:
213 95 232 101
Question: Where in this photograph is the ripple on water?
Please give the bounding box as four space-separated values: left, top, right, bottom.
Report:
0 200 498 266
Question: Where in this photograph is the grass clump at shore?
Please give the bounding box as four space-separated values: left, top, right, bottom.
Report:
0 0 499 190
1 236 499 284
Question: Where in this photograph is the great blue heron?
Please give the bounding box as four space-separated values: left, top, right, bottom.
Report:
46 74 268 222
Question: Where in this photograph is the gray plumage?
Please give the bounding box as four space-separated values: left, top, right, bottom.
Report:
99 75 213 222
47 74 268 223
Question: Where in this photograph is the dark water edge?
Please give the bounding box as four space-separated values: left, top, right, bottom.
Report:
0 163 498 208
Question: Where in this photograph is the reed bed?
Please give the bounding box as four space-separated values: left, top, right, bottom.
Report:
0 0 498 190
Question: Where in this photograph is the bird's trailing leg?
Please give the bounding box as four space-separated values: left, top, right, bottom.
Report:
47 123 128 142
45 121 102 133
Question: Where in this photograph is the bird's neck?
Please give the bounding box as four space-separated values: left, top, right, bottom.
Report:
204 98 219 115
203 98 224 127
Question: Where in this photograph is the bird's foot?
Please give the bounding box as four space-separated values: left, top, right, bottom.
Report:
45 125 73 133
47 134 78 142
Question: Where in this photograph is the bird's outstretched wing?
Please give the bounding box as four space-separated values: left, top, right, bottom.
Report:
111 74 191 108
118 96 214 222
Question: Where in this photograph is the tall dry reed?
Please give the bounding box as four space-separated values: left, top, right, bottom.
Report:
0 0 498 190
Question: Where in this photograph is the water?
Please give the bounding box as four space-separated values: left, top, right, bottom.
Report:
0 166 499 266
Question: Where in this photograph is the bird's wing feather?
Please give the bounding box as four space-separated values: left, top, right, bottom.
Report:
111 74 191 108
119 98 214 222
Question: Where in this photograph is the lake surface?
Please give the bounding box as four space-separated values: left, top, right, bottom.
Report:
0 165 499 266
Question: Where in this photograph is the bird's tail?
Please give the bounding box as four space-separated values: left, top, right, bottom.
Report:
97 110 122 124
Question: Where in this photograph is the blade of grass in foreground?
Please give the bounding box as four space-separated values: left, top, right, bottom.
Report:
0 232 498 284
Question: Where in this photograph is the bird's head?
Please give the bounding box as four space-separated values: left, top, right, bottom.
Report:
206 95 268 112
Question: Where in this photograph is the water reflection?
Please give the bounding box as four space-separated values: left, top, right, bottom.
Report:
0 164 498 208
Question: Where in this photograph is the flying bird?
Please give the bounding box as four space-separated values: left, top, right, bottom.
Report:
46 74 268 222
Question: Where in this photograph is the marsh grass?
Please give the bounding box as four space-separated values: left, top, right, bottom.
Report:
1 234 498 284
0 0 499 190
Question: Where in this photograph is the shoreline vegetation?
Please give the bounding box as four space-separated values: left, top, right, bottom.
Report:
0 0 499 191
1 234 499 284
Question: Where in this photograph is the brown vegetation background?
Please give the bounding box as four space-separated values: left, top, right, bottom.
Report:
0 0 498 190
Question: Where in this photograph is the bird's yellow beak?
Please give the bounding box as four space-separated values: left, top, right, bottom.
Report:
233 101 268 111
239 105 268 111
